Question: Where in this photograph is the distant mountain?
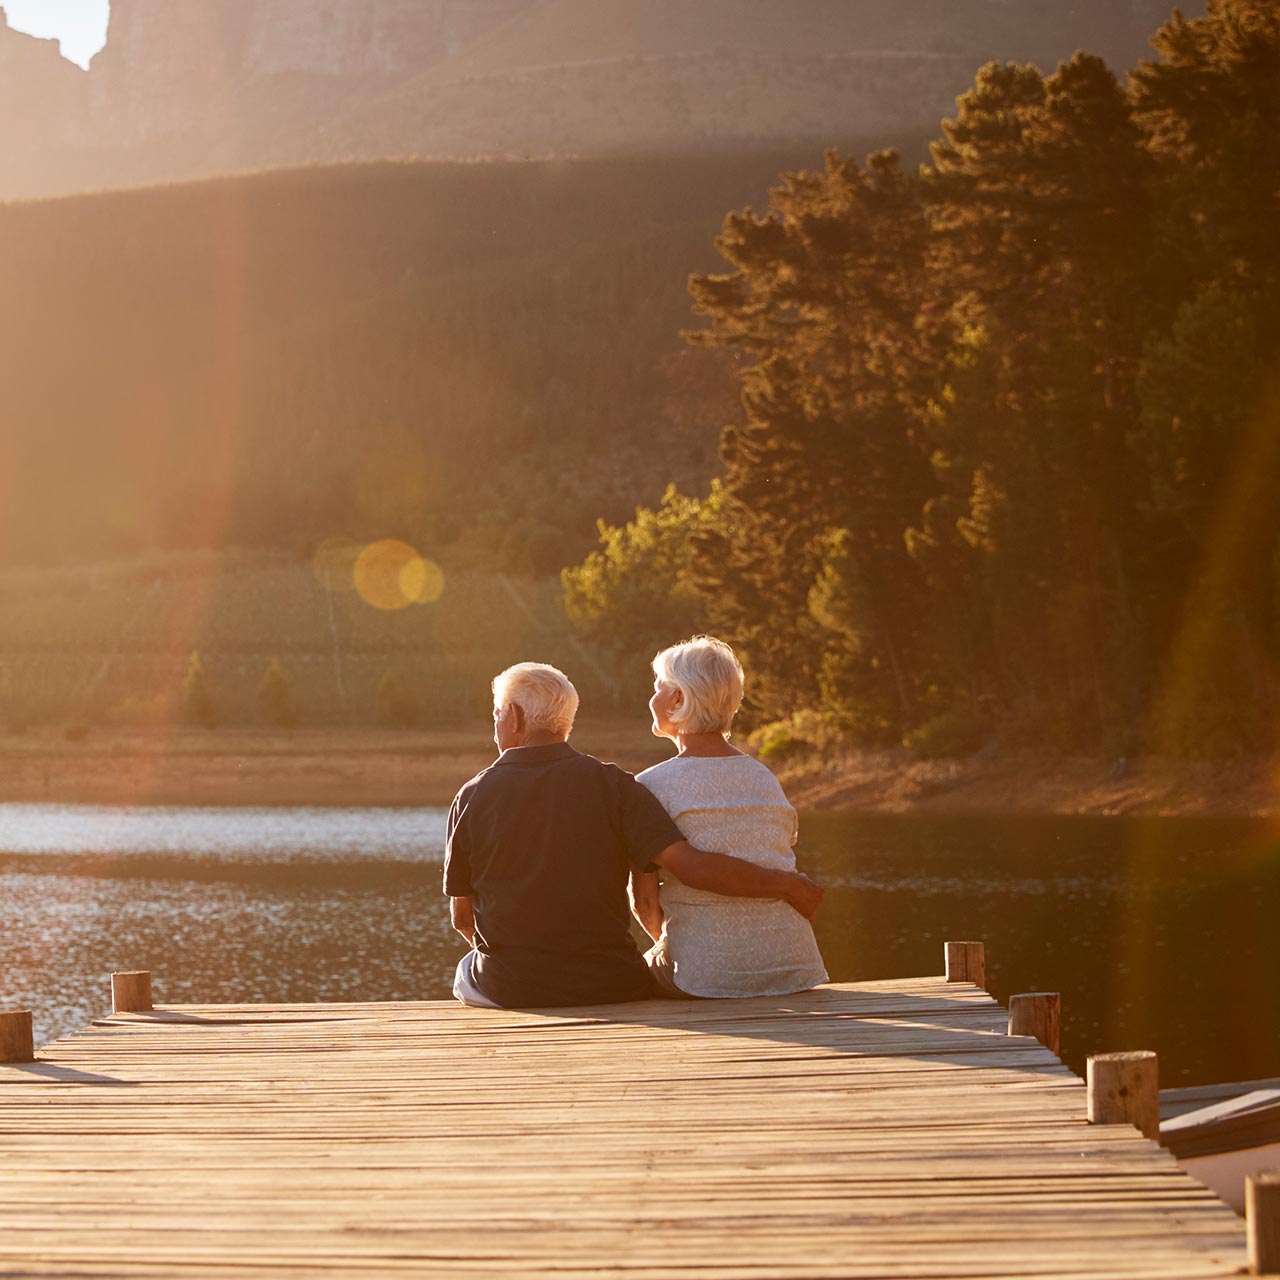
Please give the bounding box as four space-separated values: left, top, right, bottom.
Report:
0 0 1202 200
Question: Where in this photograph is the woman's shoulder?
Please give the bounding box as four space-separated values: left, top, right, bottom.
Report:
634 757 676 798
634 758 674 786
638 753 791 801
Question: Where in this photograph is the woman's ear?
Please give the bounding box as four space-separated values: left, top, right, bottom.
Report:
671 689 683 708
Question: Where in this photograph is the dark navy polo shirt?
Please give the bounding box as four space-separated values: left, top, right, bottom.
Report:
443 741 683 1008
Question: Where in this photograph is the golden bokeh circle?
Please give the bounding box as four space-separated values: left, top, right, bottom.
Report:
353 539 421 611
323 538 447 610
401 557 446 605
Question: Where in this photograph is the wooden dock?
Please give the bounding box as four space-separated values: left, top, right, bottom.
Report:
0 975 1253 1278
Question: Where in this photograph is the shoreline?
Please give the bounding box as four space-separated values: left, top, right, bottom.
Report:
0 726 1276 816
0 723 670 809
776 747 1280 819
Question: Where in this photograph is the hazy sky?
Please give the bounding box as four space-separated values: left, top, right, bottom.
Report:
2 0 109 69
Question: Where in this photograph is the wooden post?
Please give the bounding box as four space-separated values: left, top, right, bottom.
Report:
944 941 985 988
1008 992 1061 1056
1249 1170 1280 1276
111 971 153 1013
1087 1050 1159 1140
0 1010 35 1063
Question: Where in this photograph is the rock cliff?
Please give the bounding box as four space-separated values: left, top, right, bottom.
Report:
0 0 1203 201
84 0 532 145
0 12 85 143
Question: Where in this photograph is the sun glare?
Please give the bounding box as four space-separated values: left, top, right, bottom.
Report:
325 538 446 611
0 0 110 69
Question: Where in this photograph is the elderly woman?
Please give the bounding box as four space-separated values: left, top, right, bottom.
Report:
630 636 828 998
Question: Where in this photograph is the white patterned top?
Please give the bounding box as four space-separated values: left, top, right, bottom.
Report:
635 753 828 998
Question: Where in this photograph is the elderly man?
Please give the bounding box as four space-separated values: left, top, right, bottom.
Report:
444 661 823 1009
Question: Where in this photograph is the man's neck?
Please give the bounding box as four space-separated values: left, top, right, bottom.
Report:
510 730 568 751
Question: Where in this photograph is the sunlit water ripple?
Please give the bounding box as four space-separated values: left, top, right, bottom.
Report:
0 803 447 860
4 804 1278 1084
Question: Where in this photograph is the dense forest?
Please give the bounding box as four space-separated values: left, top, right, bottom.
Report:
564 0 1280 759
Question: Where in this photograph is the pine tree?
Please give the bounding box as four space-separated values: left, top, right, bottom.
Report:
686 150 939 731
560 10 1280 756
1131 0 1280 307
921 53 1159 742
182 652 218 730
258 659 298 730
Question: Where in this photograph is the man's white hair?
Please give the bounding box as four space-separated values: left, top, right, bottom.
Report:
492 662 579 736
652 636 744 736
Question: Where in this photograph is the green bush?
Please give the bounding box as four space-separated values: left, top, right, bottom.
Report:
751 721 810 764
747 711 838 764
902 709 986 760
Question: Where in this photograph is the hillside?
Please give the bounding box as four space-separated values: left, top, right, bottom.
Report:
0 0 1205 199
0 550 614 729
0 149 905 570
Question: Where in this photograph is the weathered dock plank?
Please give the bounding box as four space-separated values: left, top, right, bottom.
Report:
0 978 1248 1278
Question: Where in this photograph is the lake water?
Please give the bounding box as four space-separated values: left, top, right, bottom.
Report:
2 804 1277 1086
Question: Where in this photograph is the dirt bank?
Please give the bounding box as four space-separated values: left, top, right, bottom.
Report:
0 722 670 808
0 726 1275 816
776 748 1280 818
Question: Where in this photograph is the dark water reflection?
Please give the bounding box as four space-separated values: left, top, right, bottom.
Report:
802 812 1280 1085
3 805 1278 1086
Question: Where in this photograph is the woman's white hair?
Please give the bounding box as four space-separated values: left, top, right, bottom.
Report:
492 662 579 736
652 636 744 736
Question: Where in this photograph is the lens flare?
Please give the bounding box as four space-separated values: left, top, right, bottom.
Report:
401 556 446 605
353 539 442 611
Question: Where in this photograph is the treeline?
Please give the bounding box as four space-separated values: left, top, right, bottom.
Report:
0 145 921 574
564 1 1280 758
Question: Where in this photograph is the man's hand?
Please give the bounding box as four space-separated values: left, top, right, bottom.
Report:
653 841 824 920
780 871 823 921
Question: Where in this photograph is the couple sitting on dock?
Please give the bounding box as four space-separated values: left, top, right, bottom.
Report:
443 636 827 1008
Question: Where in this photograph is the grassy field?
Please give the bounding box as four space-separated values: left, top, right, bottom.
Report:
0 550 633 733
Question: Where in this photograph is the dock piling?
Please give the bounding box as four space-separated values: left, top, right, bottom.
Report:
1087 1050 1159 1139
1248 1170 1280 1275
944 940 986 988
1008 992 1061 1055
111 971 153 1014
0 1010 35 1063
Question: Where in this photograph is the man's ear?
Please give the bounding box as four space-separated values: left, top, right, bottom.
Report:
509 703 525 736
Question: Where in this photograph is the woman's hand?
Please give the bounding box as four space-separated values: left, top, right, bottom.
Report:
450 895 477 946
